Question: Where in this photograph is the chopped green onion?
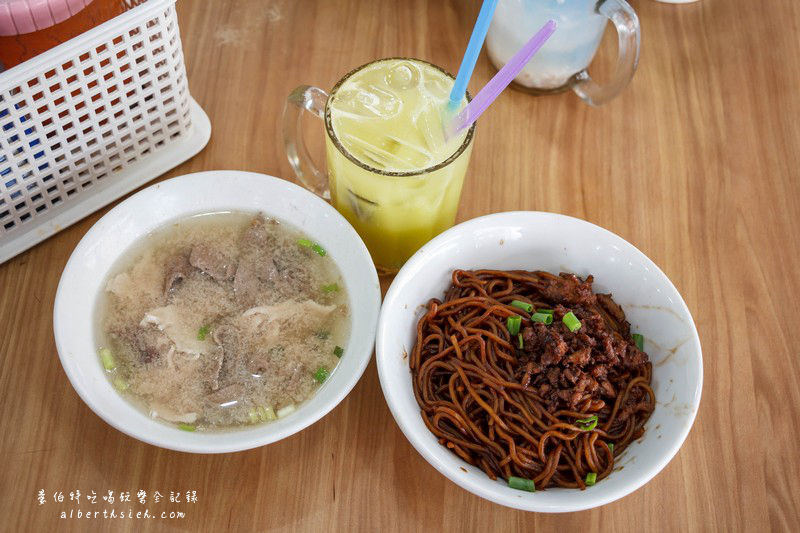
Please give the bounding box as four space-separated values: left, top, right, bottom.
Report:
315 331 330 340
248 405 278 423
537 309 554 315
608 443 614 454
518 333 524 349
575 414 598 431
508 476 535 492
177 423 196 432
298 239 327 257
334 345 344 358
197 324 210 341
112 376 129 391
585 472 597 486
563 311 581 332
506 315 522 336
313 366 330 383
632 333 644 351
322 283 339 293
277 404 296 418
258 406 276 421
99 348 116 371
531 312 553 325
510 300 533 313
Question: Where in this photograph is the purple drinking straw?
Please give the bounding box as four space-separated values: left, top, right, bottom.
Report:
446 19 557 138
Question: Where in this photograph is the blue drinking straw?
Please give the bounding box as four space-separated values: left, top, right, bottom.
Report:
448 0 499 110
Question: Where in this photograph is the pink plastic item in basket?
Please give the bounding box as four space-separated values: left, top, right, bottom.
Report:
0 0 93 35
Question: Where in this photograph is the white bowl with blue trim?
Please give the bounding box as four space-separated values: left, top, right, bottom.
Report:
376 211 702 512
54 170 381 453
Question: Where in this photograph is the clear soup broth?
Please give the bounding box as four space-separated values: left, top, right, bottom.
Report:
95 211 350 431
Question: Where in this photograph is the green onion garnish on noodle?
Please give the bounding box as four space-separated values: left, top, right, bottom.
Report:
575 414 598 431
563 311 581 332
632 333 644 351
510 300 533 313
531 312 553 325
508 476 535 492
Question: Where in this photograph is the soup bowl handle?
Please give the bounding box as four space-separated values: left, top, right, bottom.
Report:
282 85 331 199
571 0 640 106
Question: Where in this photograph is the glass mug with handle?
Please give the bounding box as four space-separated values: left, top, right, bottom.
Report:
486 0 641 105
283 58 475 274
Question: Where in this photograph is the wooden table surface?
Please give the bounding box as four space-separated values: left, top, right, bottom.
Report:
2 0 799 531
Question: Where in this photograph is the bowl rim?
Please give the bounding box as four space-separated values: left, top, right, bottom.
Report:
53 170 381 453
376 210 703 512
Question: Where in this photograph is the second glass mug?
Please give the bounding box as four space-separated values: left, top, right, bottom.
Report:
486 0 641 105
283 58 475 274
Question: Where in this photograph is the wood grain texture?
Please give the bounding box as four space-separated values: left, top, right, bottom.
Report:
2 0 799 530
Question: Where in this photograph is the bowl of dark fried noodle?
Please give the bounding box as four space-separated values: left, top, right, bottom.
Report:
376 211 702 512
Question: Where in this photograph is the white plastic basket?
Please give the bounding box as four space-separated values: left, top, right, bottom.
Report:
0 0 210 263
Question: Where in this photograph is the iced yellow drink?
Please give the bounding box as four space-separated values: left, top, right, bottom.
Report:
324 58 474 273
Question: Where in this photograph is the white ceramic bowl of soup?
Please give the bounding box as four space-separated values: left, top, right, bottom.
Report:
54 170 381 453
376 211 702 512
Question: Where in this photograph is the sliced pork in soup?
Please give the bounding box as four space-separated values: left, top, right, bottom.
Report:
96 212 350 431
